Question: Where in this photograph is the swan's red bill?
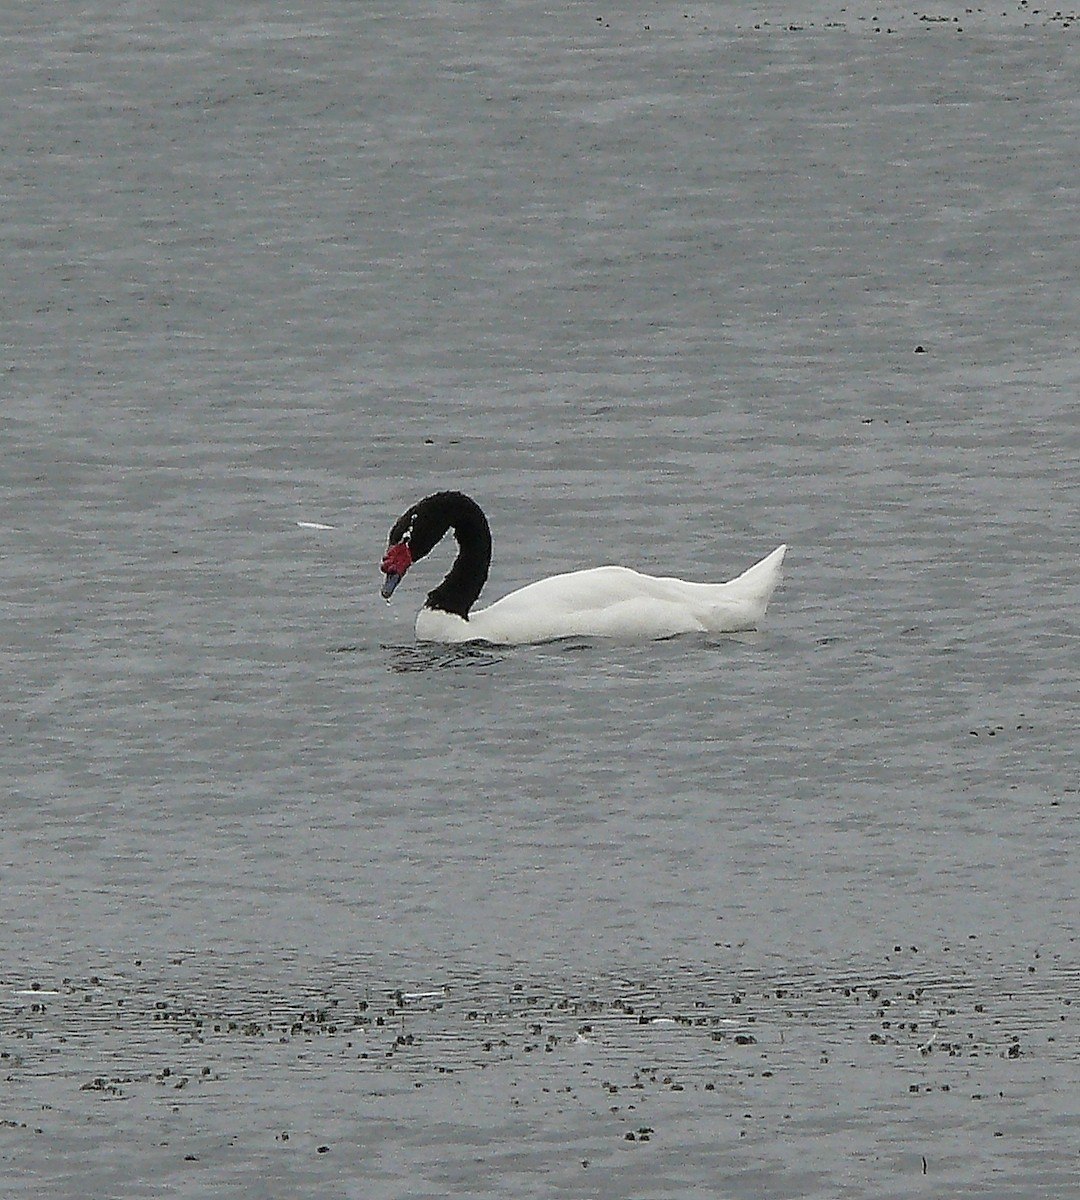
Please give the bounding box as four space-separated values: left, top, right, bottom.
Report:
380 541 413 599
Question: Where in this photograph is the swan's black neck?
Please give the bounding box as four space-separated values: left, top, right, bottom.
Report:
391 491 492 619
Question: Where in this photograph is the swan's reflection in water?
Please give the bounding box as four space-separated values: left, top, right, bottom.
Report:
383 642 503 673
374 630 769 672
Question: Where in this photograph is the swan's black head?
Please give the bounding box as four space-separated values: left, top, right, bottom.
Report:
379 491 492 616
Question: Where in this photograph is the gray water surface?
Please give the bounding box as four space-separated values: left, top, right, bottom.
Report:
2 2 1078 1196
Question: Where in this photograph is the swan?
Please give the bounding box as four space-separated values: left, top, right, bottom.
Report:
379 491 787 645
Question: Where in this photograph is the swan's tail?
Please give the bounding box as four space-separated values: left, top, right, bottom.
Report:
727 544 787 621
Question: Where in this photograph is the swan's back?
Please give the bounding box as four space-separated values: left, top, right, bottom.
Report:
416 545 787 644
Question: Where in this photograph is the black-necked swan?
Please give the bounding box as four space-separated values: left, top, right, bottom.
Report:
380 491 787 645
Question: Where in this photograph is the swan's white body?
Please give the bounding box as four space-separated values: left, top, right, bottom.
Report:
414 545 787 645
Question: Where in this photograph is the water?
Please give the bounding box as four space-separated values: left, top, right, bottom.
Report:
2 2 1078 1196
